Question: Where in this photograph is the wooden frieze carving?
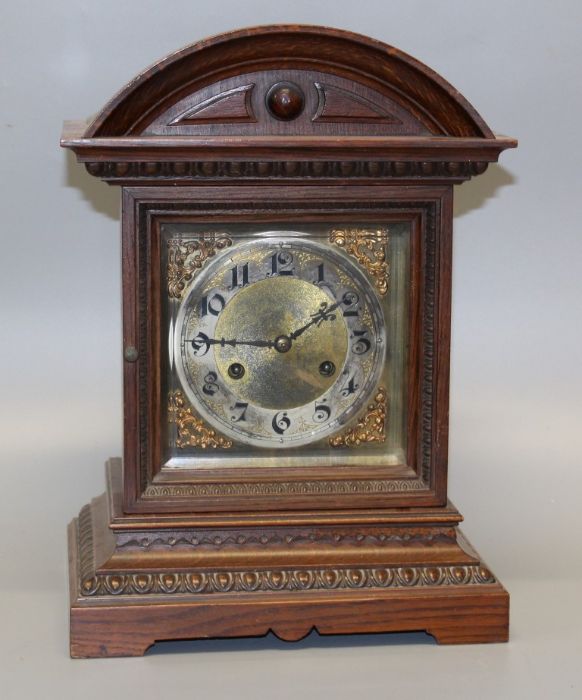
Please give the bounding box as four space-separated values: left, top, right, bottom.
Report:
144 475 427 499
78 564 497 597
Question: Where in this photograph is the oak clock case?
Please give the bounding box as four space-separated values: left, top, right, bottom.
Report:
62 25 516 658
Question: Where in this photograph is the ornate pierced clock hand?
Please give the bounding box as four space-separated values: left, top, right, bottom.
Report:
289 300 342 341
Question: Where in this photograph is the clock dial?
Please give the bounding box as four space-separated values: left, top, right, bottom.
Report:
175 236 386 448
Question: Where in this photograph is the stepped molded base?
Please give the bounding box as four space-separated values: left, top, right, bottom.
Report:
68 461 509 658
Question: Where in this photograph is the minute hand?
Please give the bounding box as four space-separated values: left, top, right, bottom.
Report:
289 300 342 340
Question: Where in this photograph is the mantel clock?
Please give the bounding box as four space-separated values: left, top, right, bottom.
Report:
62 26 517 657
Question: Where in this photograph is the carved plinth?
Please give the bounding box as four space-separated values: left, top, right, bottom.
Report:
68 461 509 658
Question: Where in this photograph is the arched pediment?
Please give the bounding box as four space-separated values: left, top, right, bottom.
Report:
63 25 516 184
84 25 494 139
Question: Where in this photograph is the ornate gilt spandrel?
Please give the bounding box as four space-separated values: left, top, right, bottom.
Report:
169 390 232 449
328 227 390 449
330 227 390 296
329 387 387 448
167 233 232 300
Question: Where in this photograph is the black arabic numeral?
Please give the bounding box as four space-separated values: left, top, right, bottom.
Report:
229 263 250 290
270 251 294 276
191 332 210 357
315 262 325 283
230 401 248 422
313 400 331 423
342 291 360 317
352 329 371 355
341 375 360 397
202 371 220 396
272 411 291 435
200 293 226 317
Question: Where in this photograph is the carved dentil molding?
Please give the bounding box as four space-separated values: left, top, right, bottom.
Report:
85 160 489 181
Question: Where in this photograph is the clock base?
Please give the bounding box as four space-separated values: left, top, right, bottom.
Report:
68 460 509 658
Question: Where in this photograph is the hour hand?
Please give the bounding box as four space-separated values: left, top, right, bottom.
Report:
189 332 274 356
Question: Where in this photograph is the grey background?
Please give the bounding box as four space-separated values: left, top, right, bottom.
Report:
1 1 581 697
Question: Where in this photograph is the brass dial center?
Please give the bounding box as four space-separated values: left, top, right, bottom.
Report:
214 276 349 410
